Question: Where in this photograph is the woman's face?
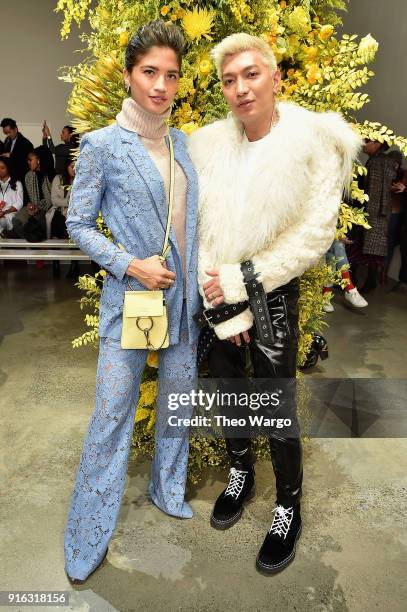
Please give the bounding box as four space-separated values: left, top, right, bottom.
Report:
67 162 75 180
124 45 180 115
28 153 40 172
0 161 9 180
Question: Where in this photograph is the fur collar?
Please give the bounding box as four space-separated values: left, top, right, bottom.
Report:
188 101 361 265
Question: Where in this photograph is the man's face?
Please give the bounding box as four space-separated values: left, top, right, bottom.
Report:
363 140 381 156
61 128 72 143
3 126 18 140
221 49 281 125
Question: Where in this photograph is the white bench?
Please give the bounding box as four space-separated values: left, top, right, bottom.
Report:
0 238 90 261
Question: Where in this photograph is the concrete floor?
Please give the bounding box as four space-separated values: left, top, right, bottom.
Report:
1 262 406 612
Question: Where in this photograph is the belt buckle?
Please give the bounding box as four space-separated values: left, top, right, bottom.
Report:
203 309 215 329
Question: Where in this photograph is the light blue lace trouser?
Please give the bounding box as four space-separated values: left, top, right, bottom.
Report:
64 304 196 580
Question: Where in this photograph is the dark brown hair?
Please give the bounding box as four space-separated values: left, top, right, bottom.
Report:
125 19 185 72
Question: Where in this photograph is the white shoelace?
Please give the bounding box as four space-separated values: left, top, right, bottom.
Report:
269 505 294 539
224 467 248 499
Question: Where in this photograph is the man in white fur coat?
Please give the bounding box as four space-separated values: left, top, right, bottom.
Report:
188 33 361 574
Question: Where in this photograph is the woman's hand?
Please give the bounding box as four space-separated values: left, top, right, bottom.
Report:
27 203 39 216
203 269 225 306
126 255 176 290
391 181 407 194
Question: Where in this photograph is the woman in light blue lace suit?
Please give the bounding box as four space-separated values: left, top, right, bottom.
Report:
64 20 200 582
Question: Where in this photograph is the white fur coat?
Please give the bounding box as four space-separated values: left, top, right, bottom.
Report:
187 101 362 339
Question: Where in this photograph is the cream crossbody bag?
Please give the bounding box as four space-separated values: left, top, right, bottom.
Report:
121 134 175 350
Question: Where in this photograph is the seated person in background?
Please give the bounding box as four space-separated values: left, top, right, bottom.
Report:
49 157 76 238
12 146 55 241
1 117 34 184
42 121 77 175
0 157 23 236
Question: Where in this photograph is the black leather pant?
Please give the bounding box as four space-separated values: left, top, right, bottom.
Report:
206 278 303 507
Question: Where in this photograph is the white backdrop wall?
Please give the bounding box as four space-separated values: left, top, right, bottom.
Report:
1 0 85 147
1 0 406 146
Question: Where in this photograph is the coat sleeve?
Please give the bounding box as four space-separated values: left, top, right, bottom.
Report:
66 135 134 280
198 244 254 340
218 118 362 303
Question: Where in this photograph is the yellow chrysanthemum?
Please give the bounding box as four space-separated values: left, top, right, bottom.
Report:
198 58 213 75
182 7 215 41
279 0 287 8
319 24 334 41
287 6 311 36
160 5 170 16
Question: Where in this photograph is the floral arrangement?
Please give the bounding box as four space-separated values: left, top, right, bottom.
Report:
56 0 407 482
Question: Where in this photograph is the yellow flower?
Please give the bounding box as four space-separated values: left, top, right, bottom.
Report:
279 0 287 8
182 7 215 41
147 351 159 368
119 31 128 47
180 122 199 135
287 34 300 54
177 76 195 98
357 33 379 64
287 6 311 36
198 58 213 75
160 5 170 16
303 45 318 60
171 14 177 22
319 24 334 41
287 68 295 78
306 63 322 85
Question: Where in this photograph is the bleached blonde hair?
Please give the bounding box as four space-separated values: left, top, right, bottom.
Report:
210 33 278 79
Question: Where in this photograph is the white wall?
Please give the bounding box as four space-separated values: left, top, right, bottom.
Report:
2 0 86 146
341 0 407 137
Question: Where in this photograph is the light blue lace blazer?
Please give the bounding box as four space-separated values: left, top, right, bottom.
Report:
66 124 200 345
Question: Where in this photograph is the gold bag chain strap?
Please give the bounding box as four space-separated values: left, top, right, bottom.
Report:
128 133 175 350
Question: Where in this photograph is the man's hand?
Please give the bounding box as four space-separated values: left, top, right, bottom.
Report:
1 152 10 158
203 269 225 306
126 255 176 290
228 330 251 346
340 237 353 245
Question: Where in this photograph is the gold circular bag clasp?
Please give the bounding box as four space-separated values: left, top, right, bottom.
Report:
136 317 154 332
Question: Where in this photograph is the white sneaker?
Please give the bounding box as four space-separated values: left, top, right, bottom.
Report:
323 302 334 312
344 287 368 308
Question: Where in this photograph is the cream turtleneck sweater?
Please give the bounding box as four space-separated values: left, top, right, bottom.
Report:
116 97 187 281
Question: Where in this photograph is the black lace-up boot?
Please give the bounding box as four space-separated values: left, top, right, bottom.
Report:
210 465 255 530
256 503 302 574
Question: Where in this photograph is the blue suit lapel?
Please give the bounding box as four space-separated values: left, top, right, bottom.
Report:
170 129 198 275
118 125 168 233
